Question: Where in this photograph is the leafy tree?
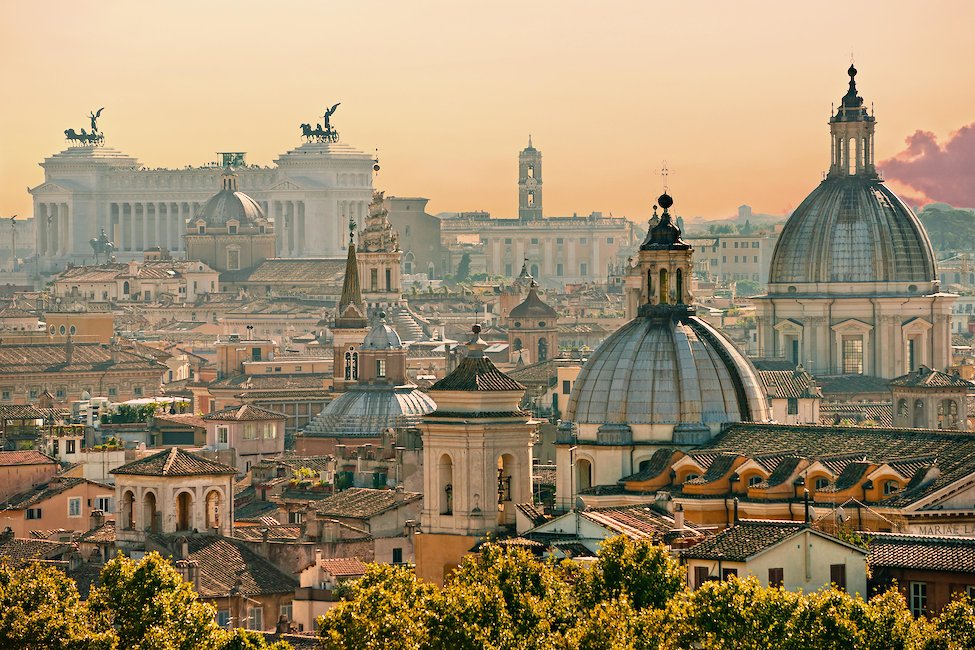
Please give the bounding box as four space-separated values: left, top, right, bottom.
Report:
319 563 436 650
0 560 113 649
928 593 975 649
217 629 292 650
578 535 684 611
88 552 223 650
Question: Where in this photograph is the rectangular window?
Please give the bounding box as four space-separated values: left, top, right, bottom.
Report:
386 268 392 291
376 359 387 378
217 426 229 444
108 387 117 397
68 497 82 517
26 508 42 520
288 511 303 524
580 263 588 276
392 547 403 564
133 387 143 397
842 337 864 375
787 398 799 415
505 263 513 276
531 238 539 245
243 425 257 440
504 238 512 245
753 256 758 263
1 391 9 401
264 423 275 439
29 389 38 399
95 496 112 512
251 348 262 361
370 268 378 291
607 237 614 244
56 388 66 399
831 564 847 591
753 242 759 248
279 603 292 623
694 566 710 589
66 439 77 454
216 610 230 628
768 567 784 588
556 238 563 245
722 568 738 580
734 241 739 248
556 263 564 277
562 380 571 395
580 238 587 245
247 607 263 631
227 249 240 271
910 582 927 617
228 224 238 235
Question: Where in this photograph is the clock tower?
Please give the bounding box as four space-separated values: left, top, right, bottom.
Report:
518 136 542 221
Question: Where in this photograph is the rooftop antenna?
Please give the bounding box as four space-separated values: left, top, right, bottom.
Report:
660 160 670 193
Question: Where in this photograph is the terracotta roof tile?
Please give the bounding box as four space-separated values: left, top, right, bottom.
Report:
681 520 807 561
112 448 237 477
203 404 286 421
320 557 368 577
0 537 74 566
179 535 298 597
314 487 421 519
0 450 57 467
867 533 975 573
430 356 525 392
889 366 975 388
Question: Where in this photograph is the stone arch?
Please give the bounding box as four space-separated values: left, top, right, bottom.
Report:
538 337 548 362
575 457 593 493
659 269 669 304
122 489 136 530
512 337 523 351
143 490 158 533
938 398 959 430
438 453 453 515
676 268 684 304
176 490 194 532
122 281 130 296
913 399 925 429
204 488 223 531
497 453 517 526
897 398 909 420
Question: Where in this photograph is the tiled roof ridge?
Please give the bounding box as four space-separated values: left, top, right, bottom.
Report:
162 448 178 474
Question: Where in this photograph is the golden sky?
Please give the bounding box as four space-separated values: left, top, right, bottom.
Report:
2 0 974 222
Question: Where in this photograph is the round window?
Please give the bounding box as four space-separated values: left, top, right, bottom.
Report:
538 321 546 327
59 325 66 335
909 284 918 293
514 321 521 328
787 286 797 293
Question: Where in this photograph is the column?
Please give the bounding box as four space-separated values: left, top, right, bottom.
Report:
63 203 71 258
297 202 305 255
287 201 295 256
49 204 59 256
37 204 47 256
142 203 149 251
120 203 128 251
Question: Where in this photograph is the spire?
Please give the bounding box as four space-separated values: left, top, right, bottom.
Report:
833 64 871 122
528 134 533 149
336 217 367 329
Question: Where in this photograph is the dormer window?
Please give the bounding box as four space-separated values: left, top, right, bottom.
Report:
197 223 206 235
228 224 238 235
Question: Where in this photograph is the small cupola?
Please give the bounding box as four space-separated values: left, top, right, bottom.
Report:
221 166 239 191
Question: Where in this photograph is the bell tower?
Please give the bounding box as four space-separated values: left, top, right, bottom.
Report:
828 65 877 178
518 136 542 221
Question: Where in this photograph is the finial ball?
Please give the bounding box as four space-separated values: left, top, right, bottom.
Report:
658 193 674 210
848 64 857 78
379 311 387 320
472 324 482 335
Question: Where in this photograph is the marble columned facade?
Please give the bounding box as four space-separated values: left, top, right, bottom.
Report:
30 139 375 271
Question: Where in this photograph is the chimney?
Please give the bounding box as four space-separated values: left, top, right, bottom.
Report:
732 497 739 525
110 340 120 365
394 485 406 502
673 503 685 530
180 537 189 560
89 508 105 531
314 547 323 566
323 519 338 543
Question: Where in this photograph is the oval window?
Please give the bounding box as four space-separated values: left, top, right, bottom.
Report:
787 286 797 294
514 321 521 328
908 285 918 293
69 325 77 335
59 325 66 335
538 321 546 327
49 325 56 334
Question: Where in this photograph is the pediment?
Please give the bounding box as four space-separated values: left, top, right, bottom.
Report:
901 317 933 333
266 178 305 192
831 318 873 333
774 318 804 333
29 182 71 195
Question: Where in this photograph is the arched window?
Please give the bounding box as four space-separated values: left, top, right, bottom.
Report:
675 268 684 304
176 491 193 532
205 490 222 530
439 454 453 515
143 492 158 533
344 350 359 381
647 269 653 301
913 399 925 429
938 399 959 430
849 138 857 175
659 269 669 304
122 490 135 530
883 480 900 496
747 475 763 487
814 477 831 491
122 281 130 295
538 338 548 362
512 337 522 351
897 399 909 420
575 458 592 492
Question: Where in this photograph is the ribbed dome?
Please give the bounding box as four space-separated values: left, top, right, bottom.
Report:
362 318 403 350
509 286 558 319
198 168 265 226
565 316 769 430
199 190 265 226
302 386 436 437
768 176 935 287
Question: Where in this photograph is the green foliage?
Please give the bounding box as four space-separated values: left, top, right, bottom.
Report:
454 253 471 282
927 593 975 649
917 204 975 253
217 628 293 650
735 279 763 297
578 535 684 610
0 560 114 649
88 552 224 650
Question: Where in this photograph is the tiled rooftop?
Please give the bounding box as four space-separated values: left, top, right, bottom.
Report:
0 450 57 467
112 448 237 477
314 487 421 519
867 533 975 573
203 404 286 422
681 520 807 561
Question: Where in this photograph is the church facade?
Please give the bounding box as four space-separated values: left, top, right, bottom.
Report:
29 113 376 271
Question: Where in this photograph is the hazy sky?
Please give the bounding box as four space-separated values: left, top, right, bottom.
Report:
2 1 974 222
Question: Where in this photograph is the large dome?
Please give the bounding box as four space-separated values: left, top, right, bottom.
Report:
768 177 936 288
198 168 265 226
565 315 769 436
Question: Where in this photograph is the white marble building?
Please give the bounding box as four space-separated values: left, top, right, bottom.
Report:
29 135 376 271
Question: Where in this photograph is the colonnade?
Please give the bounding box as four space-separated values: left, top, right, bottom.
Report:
109 201 198 253
36 202 70 256
268 200 308 257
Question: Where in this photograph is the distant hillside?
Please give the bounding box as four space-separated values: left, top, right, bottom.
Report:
917 203 975 253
